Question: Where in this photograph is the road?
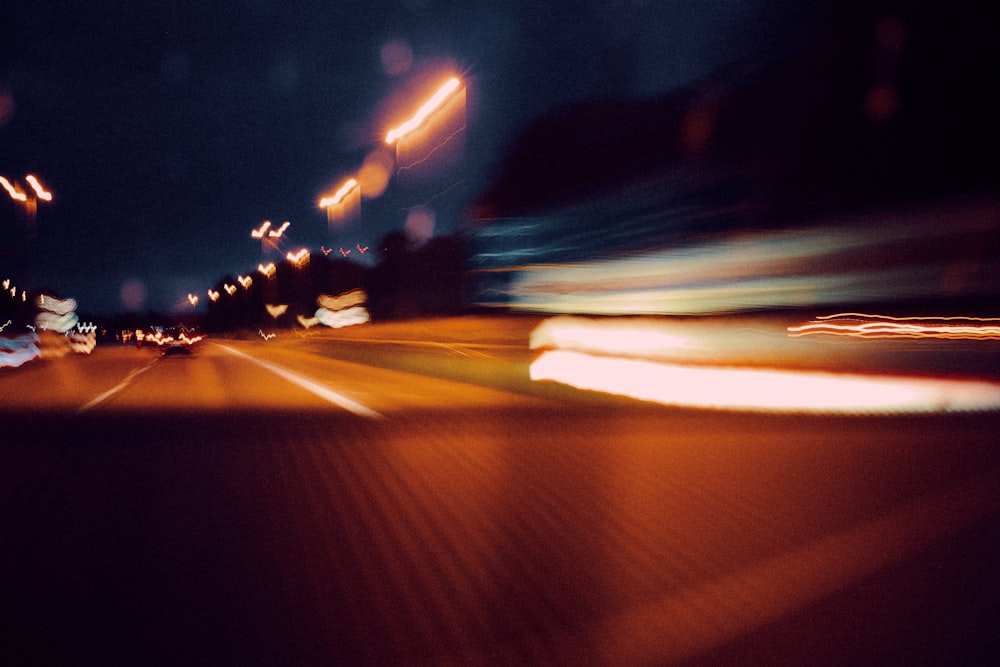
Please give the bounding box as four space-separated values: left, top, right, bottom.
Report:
2 317 999 665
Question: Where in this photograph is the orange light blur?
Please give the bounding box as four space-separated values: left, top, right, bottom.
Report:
286 248 309 266
251 221 271 238
530 316 1000 414
266 304 288 319
788 313 1000 340
24 175 52 201
0 177 26 202
531 349 1000 414
207 289 219 302
317 288 367 312
269 221 290 238
238 275 252 289
257 262 276 278
187 293 199 306
385 77 461 144
319 178 358 208
224 283 237 296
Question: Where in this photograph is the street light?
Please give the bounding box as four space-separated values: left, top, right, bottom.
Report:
385 77 462 145
24 175 52 201
319 178 360 229
1 174 53 230
0 176 27 202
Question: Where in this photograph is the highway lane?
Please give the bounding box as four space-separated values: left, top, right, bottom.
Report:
2 334 999 665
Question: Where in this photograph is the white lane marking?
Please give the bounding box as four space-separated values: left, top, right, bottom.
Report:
215 343 383 419
77 359 157 414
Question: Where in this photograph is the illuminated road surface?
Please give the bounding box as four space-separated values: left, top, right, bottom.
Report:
1 329 999 665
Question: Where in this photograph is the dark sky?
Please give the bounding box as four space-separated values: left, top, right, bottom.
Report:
1 0 826 314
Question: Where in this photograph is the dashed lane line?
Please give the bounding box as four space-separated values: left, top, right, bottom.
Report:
215 343 383 419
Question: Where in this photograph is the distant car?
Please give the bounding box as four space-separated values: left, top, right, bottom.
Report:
144 326 204 355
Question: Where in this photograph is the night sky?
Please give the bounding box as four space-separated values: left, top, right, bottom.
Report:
4 1 837 314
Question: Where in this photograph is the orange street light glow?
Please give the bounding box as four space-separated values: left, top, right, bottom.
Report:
287 248 309 265
788 313 1000 340
319 178 358 207
25 175 52 201
257 262 276 277
207 289 220 302
224 283 237 295
251 221 272 238
385 77 461 144
269 221 291 238
187 293 199 306
0 177 27 202
238 275 252 288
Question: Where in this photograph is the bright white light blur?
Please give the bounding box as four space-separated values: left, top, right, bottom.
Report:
316 305 370 329
531 315 697 358
251 220 271 238
531 350 1000 414
268 221 291 238
385 77 461 144
0 176 26 201
25 175 52 201
319 178 358 208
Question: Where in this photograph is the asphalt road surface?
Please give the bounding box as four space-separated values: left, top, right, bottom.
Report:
2 319 999 665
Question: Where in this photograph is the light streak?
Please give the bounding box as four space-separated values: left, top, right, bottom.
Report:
24 175 52 201
224 283 237 295
66 331 96 354
259 330 276 340
268 221 291 238
320 246 333 256
0 333 39 368
0 176 26 201
788 313 1000 339
385 77 461 145
187 293 199 306
238 275 252 288
316 306 370 329
317 288 367 312
2 279 9 289
531 350 1000 414
37 295 77 316
339 246 351 257
257 262 276 278
286 248 309 266
251 220 272 238
297 314 319 329
319 178 358 208
530 316 1000 414
266 304 288 318
357 244 369 254
207 289 220 302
